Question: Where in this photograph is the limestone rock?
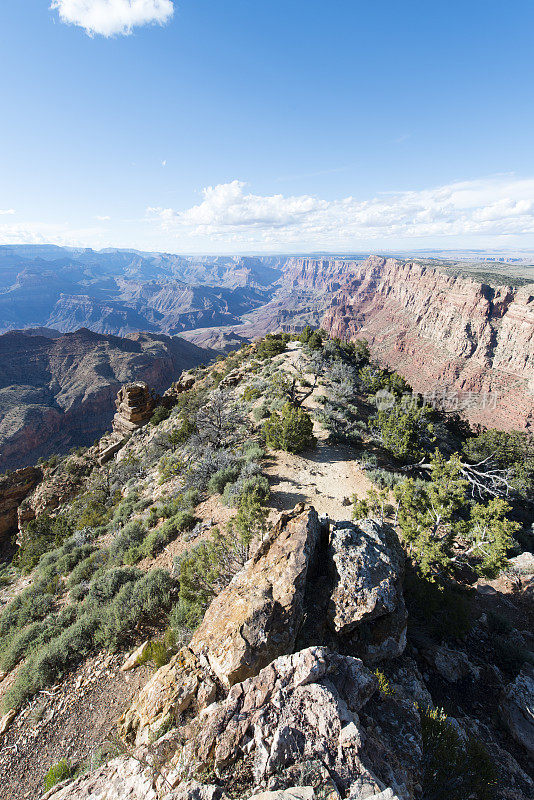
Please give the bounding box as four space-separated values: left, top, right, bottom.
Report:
113 382 158 435
176 647 378 791
328 520 404 634
500 667 534 757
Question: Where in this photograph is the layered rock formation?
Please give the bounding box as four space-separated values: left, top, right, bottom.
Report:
0 465 41 541
113 382 158 435
319 256 534 430
0 328 211 471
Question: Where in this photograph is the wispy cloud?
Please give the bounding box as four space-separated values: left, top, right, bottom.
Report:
0 209 16 216
50 0 174 38
146 176 534 246
96 215 111 220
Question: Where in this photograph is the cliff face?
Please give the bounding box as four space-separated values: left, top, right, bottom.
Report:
316 256 534 430
0 328 212 471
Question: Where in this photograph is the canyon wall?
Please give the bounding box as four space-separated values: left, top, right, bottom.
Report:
316 256 534 430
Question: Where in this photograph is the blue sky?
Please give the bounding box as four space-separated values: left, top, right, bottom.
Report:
1 0 534 253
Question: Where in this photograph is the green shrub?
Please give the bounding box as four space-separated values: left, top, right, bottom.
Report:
222 474 270 507
87 566 141 604
255 334 289 359
44 760 72 791
67 551 107 589
208 466 241 495
150 405 171 426
420 706 497 799
263 403 316 454
16 513 74 573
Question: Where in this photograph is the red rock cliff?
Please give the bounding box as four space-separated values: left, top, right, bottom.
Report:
316 256 534 430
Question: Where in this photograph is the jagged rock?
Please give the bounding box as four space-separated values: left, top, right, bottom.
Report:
327 520 406 663
251 790 315 800
121 504 322 744
174 647 378 791
121 647 217 745
191 503 321 687
41 756 223 800
499 667 534 757
0 465 41 541
423 645 479 683
113 382 158 435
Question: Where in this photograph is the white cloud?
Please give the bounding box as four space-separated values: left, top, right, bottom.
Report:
50 0 174 37
146 176 534 246
0 209 15 216
96 215 111 220
0 220 107 247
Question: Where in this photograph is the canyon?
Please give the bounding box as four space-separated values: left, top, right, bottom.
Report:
0 328 211 471
318 256 534 430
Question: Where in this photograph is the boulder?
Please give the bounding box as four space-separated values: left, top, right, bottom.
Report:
328 520 404 634
327 520 406 663
190 503 321 687
499 667 534 757
121 504 322 744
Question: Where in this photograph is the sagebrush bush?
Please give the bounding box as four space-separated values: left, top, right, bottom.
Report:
44 760 72 791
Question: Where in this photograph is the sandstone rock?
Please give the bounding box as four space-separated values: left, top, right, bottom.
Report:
120 647 217 745
320 256 534 431
0 465 41 541
113 382 158 435
121 504 322 744
190 503 321 687
500 667 534 757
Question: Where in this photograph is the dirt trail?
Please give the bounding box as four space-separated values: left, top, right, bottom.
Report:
264 343 374 521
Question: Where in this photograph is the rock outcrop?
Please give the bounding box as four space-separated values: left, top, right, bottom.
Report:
112 382 157 435
317 256 534 430
327 520 406 663
121 504 322 744
0 465 41 541
499 667 534 757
